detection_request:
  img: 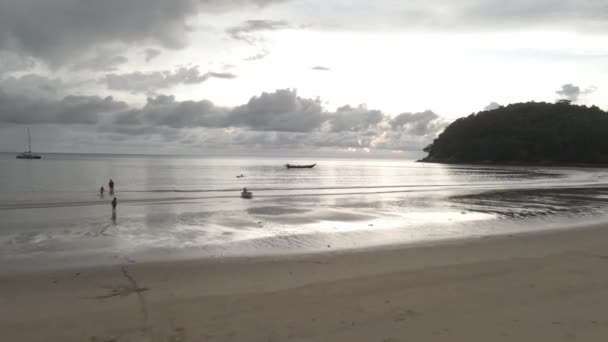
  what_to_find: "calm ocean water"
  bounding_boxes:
[1,153,608,272]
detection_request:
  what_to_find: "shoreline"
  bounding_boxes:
[417,158,608,169]
[3,222,608,341]
[2,216,600,276]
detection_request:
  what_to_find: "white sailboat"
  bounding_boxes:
[16,128,41,159]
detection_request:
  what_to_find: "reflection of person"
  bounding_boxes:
[108,179,115,194]
[100,186,105,196]
[111,197,117,214]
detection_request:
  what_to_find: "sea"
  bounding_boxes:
[1,153,608,272]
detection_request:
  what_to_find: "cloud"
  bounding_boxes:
[0,89,128,125]
[71,48,129,71]
[0,87,449,153]
[301,1,608,33]
[326,105,384,132]
[484,102,502,111]
[390,110,448,136]
[227,20,290,44]
[0,51,36,75]
[229,89,324,132]
[312,66,330,71]
[115,94,230,128]
[244,50,270,61]
[103,67,237,94]
[458,0,608,31]
[0,0,286,66]
[556,84,582,102]
[144,48,162,62]
[556,83,597,102]
[0,74,67,99]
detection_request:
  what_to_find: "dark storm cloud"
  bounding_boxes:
[144,48,162,62]
[227,20,290,44]
[555,83,597,102]
[312,66,330,71]
[103,67,237,94]
[229,89,324,132]
[0,0,287,66]
[0,89,128,124]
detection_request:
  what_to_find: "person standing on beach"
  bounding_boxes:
[108,179,115,194]
[111,197,117,214]
[100,186,105,196]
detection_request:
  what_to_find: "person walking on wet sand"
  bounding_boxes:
[108,179,115,194]
[99,186,105,196]
[111,197,117,214]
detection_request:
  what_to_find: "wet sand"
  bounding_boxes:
[2,225,608,341]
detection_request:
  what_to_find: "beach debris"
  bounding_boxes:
[94,284,149,299]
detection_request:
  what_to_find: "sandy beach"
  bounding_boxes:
[2,225,608,342]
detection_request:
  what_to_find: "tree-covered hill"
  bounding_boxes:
[421,101,608,164]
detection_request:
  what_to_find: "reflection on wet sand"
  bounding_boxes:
[450,187,608,219]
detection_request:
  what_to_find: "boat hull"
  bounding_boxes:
[16,155,41,159]
[285,163,316,169]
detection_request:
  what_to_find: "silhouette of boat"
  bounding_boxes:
[285,163,316,169]
[241,189,253,199]
[16,128,41,159]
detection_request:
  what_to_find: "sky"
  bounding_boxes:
[0,0,607,156]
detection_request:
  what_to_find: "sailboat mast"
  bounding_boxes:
[27,128,32,153]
